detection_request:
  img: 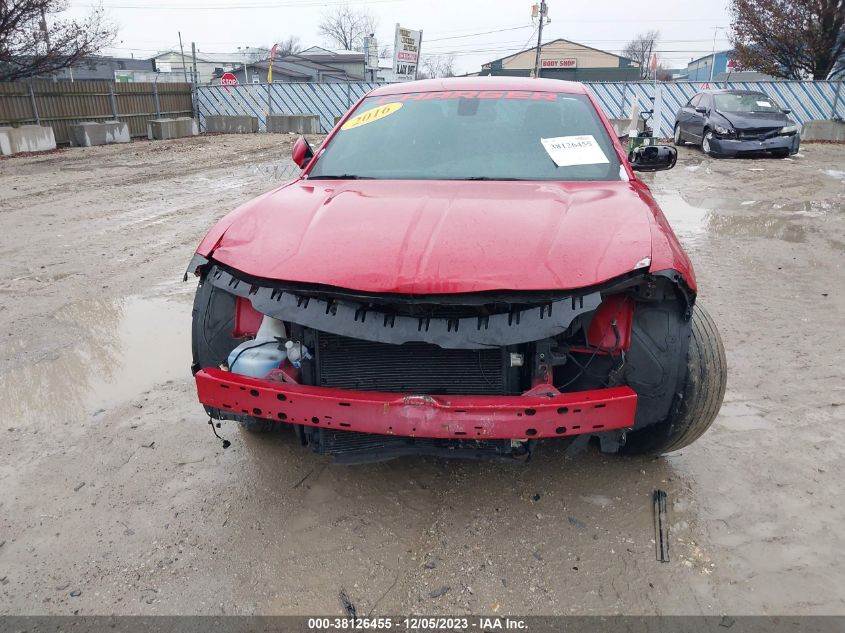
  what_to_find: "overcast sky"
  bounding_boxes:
[67,0,734,72]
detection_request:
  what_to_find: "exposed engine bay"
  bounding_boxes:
[190,257,694,463]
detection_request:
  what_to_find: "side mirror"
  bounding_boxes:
[291,136,314,169]
[629,145,677,172]
[695,106,708,114]
[782,108,791,114]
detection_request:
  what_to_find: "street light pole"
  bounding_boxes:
[708,27,718,82]
[708,26,727,83]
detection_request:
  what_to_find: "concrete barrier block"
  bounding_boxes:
[70,121,130,147]
[267,114,320,134]
[0,129,11,156]
[205,115,258,134]
[147,117,198,140]
[609,117,645,137]
[0,125,56,156]
[801,120,845,142]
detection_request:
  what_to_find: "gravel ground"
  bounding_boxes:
[0,135,843,615]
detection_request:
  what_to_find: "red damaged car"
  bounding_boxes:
[187,78,727,463]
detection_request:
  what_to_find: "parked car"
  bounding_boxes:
[674,89,800,157]
[187,77,726,464]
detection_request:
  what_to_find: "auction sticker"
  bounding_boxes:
[341,102,403,130]
[541,135,609,167]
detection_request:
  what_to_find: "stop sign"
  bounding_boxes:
[220,72,238,88]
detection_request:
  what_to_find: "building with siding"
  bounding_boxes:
[480,39,640,81]
[150,51,252,84]
[296,47,366,80]
[23,56,156,81]
[685,50,780,81]
[220,48,367,85]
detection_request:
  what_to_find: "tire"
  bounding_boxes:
[673,123,685,146]
[622,304,727,455]
[702,130,717,157]
[192,269,279,435]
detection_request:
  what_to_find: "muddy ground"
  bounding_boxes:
[0,135,843,616]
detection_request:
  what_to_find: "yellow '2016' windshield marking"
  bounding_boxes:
[340,102,403,130]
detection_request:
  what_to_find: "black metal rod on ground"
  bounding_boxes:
[654,489,669,563]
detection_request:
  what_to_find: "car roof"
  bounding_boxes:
[369,76,589,97]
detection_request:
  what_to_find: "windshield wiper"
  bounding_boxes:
[307,174,374,180]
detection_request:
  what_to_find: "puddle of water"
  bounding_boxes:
[0,296,191,431]
[654,192,814,244]
[652,192,710,241]
[707,214,807,243]
[821,169,845,181]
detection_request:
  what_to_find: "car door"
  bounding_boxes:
[688,94,710,142]
[679,94,700,139]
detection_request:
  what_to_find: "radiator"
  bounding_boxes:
[315,331,506,395]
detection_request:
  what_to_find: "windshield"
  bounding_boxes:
[308,91,621,181]
[714,93,781,113]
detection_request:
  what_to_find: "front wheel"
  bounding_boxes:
[622,304,727,454]
[702,130,717,157]
[673,123,685,146]
[192,268,280,435]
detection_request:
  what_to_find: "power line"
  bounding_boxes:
[75,0,406,8]
[425,25,533,43]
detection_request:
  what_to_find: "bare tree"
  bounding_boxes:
[419,55,456,79]
[241,37,299,63]
[655,64,674,82]
[241,46,270,62]
[730,0,845,79]
[275,35,301,57]
[0,0,116,81]
[317,4,377,51]
[623,30,660,79]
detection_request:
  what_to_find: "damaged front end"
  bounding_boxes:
[188,255,694,463]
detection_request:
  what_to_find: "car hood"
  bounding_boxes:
[199,179,660,294]
[716,110,790,129]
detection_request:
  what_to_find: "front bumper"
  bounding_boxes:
[195,368,637,440]
[709,133,799,156]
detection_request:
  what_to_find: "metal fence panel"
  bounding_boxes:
[196,82,382,132]
[583,80,845,138]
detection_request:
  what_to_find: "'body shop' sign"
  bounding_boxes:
[541,58,577,69]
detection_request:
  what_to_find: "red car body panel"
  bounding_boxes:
[192,78,697,447]
[196,367,637,440]
[201,180,663,294]
[196,77,695,294]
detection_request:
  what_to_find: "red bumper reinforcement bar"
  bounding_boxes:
[196,368,638,440]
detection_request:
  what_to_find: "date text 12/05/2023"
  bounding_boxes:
[306,617,528,630]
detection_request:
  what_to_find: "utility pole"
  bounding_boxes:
[178,32,189,83]
[532,1,548,79]
[191,42,199,85]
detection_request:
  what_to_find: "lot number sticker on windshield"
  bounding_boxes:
[541,135,609,167]
[341,103,403,130]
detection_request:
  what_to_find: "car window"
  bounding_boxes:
[687,95,701,108]
[308,91,622,182]
[714,92,781,113]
